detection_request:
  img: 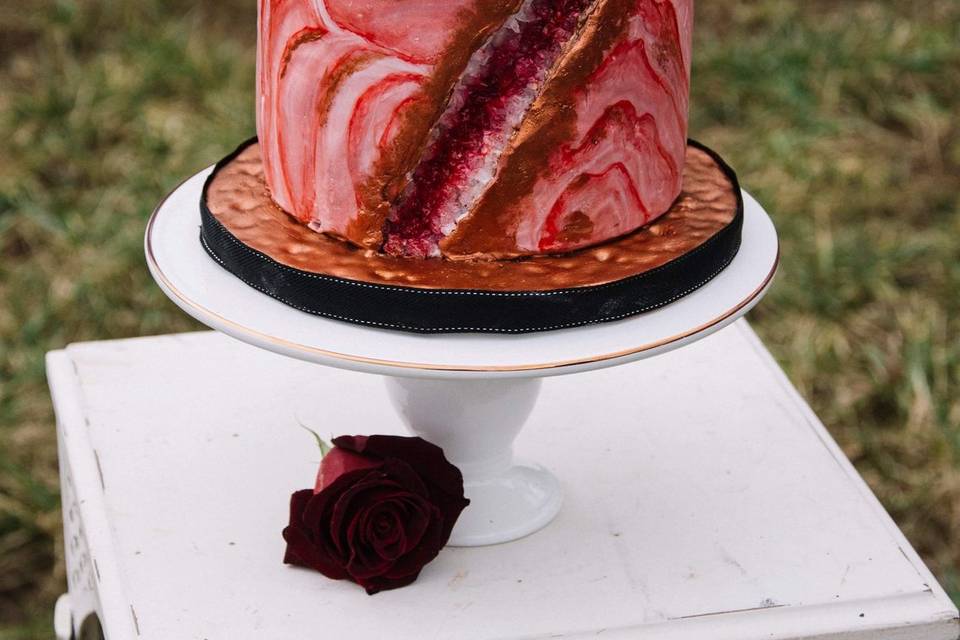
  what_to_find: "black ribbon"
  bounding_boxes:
[199,138,743,334]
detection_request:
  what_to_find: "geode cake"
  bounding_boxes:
[257,0,693,259]
[193,0,747,333]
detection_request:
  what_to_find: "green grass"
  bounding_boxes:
[1,0,958,633]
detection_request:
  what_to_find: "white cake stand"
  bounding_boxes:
[145,167,779,547]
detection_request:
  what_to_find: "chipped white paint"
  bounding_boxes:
[48,323,958,639]
[48,351,140,639]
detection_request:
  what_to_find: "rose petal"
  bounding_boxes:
[392,496,431,551]
[362,499,421,562]
[344,493,433,580]
[282,489,316,567]
[315,447,380,493]
[329,476,409,557]
[358,569,421,595]
[332,436,462,496]
[327,460,430,540]
[367,506,404,552]
[303,468,381,563]
[333,487,403,564]
[283,523,351,580]
[359,504,400,549]
[358,505,408,563]
[384,503,445,579]
[345,503,392,574]
[282,490,349,580]
[332,436,469,546]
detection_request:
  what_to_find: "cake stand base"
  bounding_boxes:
[384,377,561,546]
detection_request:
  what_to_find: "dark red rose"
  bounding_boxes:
[282,435,469,594]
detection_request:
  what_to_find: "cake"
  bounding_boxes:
[194,0,743,333]
[257,0,693,260]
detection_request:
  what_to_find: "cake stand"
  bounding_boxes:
[145,167,779,547]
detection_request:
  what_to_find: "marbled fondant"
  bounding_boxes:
[257,0,693,259]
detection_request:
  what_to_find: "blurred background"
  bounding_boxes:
[0,0,958,636]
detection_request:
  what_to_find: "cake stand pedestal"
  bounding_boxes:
[145,167,779,546]
[383,376,554,545]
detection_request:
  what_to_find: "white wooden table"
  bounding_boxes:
[47,321,959,640]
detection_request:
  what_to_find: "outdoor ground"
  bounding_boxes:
[1,1,958,636]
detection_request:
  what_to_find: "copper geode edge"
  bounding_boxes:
[198,138,743,334]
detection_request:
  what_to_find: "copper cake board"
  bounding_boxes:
[199,139,743,334]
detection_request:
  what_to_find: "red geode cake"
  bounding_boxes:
[257,0,693,259]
